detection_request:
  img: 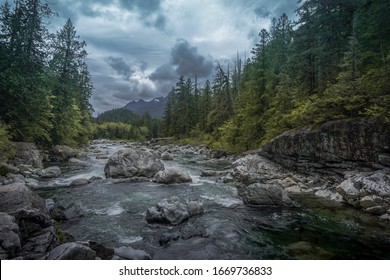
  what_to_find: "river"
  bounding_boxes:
[36,140,390,260]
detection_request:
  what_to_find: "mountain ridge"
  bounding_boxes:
[123,96,168,118]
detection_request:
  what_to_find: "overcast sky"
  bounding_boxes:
[13,0,300,114]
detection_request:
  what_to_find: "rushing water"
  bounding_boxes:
[36,141,390,260]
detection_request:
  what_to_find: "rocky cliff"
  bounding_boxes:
[260,118,390,175]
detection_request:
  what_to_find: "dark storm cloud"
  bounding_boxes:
[120,0,167,30]
[171,39,213,78]
[150,63,176,81]
[104,56,134,80]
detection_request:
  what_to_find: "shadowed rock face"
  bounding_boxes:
[104,148,164,178]
[0,183,59,259]
[260,118,390,174]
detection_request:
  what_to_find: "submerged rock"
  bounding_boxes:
[286,241,335,260]
[104,148,164,178]
[154,168,192,184]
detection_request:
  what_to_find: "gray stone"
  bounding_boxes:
[40,166,61,178]
[0,212,21,260]
[238,183,293,206]
[146,197,203,225]
[89,241,114,260]
[47,242,96,260]
[70,178,89,186]
[113,246,151,260]
[0,183,60,259]
[260,118,390,173]
[154,168,192,184]
[104,148,164,178]
[50,202,83,221]
[336,171,390,214]
[9,142,43,169]
[49,145,78,162]
[161,152,173,160]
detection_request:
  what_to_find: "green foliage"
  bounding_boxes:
[94,108,162,141]
[0,1,93,147]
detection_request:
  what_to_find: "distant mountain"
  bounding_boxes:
[123,96,168,118]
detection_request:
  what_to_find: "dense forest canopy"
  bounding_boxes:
[162,0,390,152]
[0,0,389,155]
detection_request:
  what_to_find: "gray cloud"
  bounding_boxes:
[104,56,134,80]
[150,63,176,81]
[120,0,167,30]
[171,39,213,78]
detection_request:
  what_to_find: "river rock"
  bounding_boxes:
[0,183,60,259]
[336,170,390,215]
[70,178,89,186]
[49,145,78,162]
[104,148,164,178]
[154,168,192,184]
[238,183,293,206]
[47,242,96,260]
[161,152,173,160]
[8,142,43,169]
[286,241,334,260]
[232,154,284,186]
[113,246,151,260]
[50,202,83,221]
[0,212,21,259]
[146,197,204,225]
[40,166,61,178]
[89,241,114,260]
[0,163,20,176]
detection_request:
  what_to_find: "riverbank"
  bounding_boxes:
[1,136,390,259]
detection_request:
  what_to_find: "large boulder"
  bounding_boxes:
[260,118,390,173]
[154,168,192,184]
[146,197,204,225]
[49,145,78,162]
[104,148,164,178]
[8,142,43,169]
[0,183,59,259]
[47,242,96,260]
[337,170,390,215]
[0,212,21,260]
[238,183,293,206]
